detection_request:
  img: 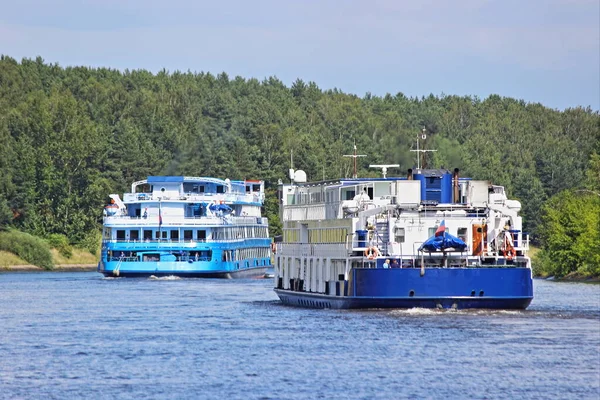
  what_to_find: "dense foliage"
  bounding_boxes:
[0,56,598,275]
[46,233,73,258]
[535,153,600,278]
[0,229,54,269]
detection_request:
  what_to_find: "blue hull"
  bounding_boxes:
[275,267,533,310]
[98,261,270,279]
[275,290,532,310]
[99,266,269,279]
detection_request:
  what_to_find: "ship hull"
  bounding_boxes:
[274,267,533,310]
[98,261,269,279]
[274,290,532,310]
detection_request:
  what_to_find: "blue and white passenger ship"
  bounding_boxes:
[273,138,533,309]
[98,176,272,278]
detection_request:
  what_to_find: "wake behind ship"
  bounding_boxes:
[98,176,271,278]
[273,134,534,309]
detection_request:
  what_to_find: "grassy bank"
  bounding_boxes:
[50,248,99,265]
[0,249,98,271]
[0,230,99,271]
[0,250,27,268]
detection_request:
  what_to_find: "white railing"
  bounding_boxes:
[277,242,349,258]
[283,205,326,221]
[122,192,263,204]
[102,238,266,245]
[103,215,268,226]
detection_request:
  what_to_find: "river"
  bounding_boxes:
[0,272,598,399]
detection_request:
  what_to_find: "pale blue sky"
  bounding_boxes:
[1,0,598,110]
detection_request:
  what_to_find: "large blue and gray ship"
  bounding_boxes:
[273,136,533,309]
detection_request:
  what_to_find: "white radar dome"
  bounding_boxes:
[294,170,307,183]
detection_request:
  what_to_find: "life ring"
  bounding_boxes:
[503,248,515,260]
[364,246,379,260]
[501,233,515,260]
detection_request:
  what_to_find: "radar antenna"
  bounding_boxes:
[343,140,366,178]
[369,164,400,178]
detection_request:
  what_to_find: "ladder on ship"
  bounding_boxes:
[375,221,390,256]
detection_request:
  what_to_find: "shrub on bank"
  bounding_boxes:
[77,230,101,256]
[0,230,54,270]
[46,234,73,258]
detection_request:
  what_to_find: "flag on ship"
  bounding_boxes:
[435,220,446,237]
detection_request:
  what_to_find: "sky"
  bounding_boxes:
[1,0,598,110]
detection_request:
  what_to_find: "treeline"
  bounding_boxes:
[0,56,598,276]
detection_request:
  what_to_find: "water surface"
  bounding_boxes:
[1,273,598,399]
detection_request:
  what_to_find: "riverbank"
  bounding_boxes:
[1,264,97,272]
[545,273,600,283]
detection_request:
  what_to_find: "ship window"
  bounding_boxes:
[103,227,112,239]
[130,230,139,241]
[161,231,168,239]
[246,186,251,192]
[430,226,448,237]
[345,190,355,200]
[143,254,160,262]
[170,230,179,240]
[253,184,261,192]
[199,185,205,193]
[143,230,153,240]
[394,227,405,243]
[116,230,126,240]
[184,230,193,240]
[184,183,199,193]
[197,230,206,241]
[457,228,468,242]
[216,185,224,194]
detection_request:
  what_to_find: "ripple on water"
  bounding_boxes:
[0,272,597,400]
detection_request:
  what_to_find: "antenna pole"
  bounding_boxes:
[343,140,366,178]
[416,135,420,169]
[410,127,436,170]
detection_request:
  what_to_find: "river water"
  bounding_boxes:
[0,272,598,400]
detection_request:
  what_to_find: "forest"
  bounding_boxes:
[0,55,598,277]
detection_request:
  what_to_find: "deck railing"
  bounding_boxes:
[122,192,263,204]
[276,243,350,258]
[102,238,270,245]
[103,215,268,226]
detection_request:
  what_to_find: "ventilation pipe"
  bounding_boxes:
[453,168,460,203]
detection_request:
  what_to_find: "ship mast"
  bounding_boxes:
[343,140,366,178]
[410,127,437,170]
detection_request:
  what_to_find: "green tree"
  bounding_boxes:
[536,190,600,277]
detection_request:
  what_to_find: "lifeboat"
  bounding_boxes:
[104,203,119,216]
